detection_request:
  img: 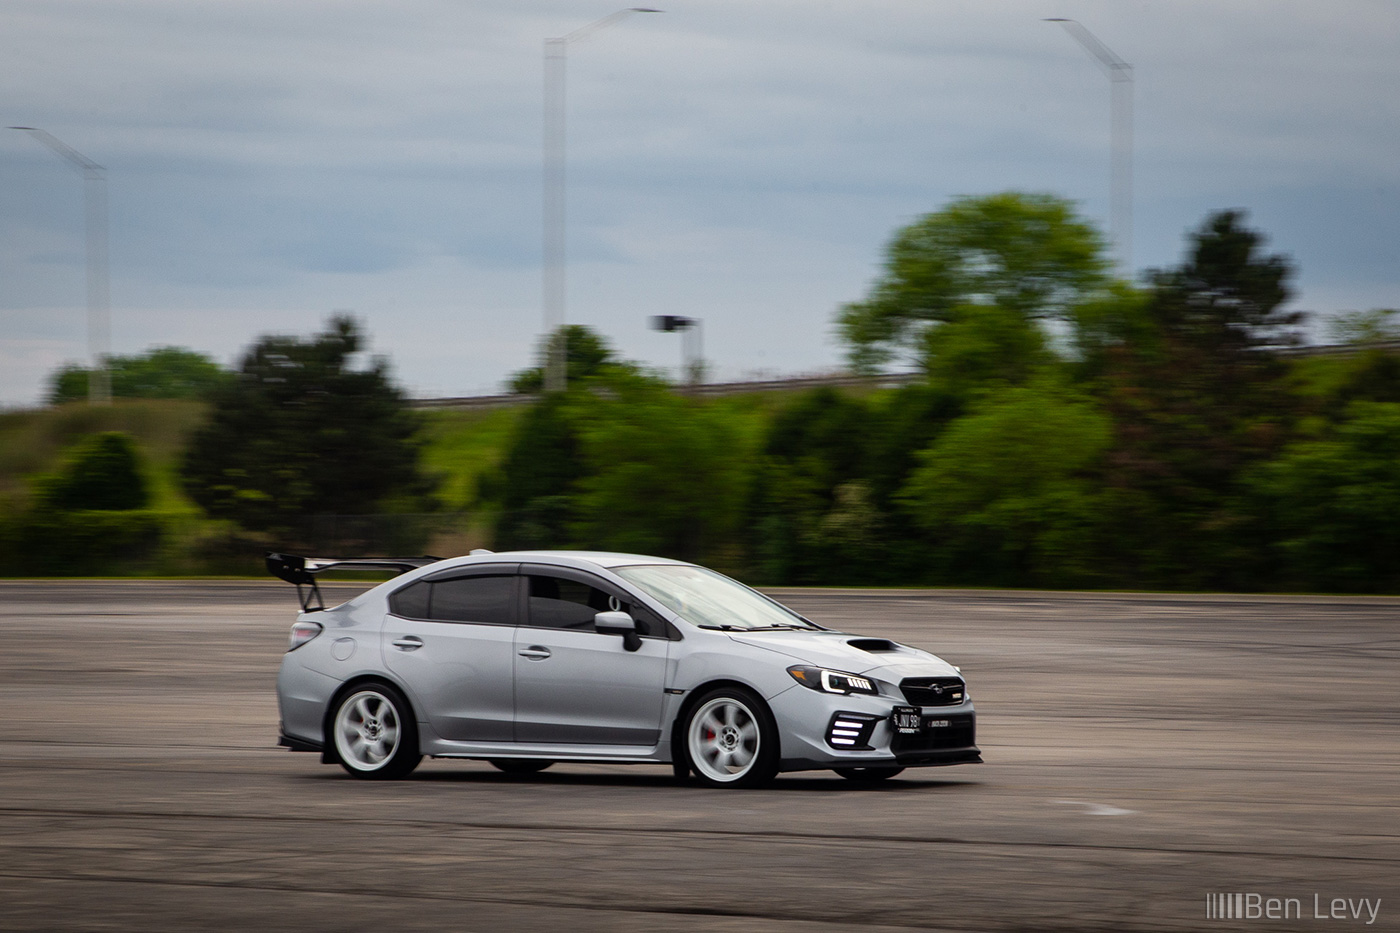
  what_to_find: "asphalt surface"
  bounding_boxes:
[0,581,1396,932]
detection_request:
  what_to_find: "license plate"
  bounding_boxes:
[892,706,923,733]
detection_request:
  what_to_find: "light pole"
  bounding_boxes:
[11,126,111,403]
[543,7,661,393]
[1044,19,1133,275]
[650,314,702,385]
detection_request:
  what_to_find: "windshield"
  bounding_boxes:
[614,564,819,631]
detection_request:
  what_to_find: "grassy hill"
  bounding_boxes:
[0,400,527,575]
[0,400,210,511]
[0,389,795,575]
[417,406,525,510]
[0,401,529,510]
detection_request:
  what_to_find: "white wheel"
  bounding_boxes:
[684,689,778,787]
[331,685,420,779]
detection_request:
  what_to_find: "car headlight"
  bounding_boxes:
[787,665,879,696]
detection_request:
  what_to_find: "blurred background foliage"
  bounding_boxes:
[5,192,1400,591]
[47,346,233,405]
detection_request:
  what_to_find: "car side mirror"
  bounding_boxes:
[594,610,641,652]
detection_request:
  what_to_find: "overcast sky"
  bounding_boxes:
[3,0,1398,406]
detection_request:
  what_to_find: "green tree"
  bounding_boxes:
[566,371,748,564]
[180,316,433,540]
[34,432,150,511]
[838,192,1109,372]
[1095,210,1301,587]
[483,394,585,549]
[508,325,619,394]
[744,388,882,583]
[922,303,1054,400]
[1067,281,1154,384]
[900,385,1111,586]
[1251,402,1400,592]
[48,347,231,405]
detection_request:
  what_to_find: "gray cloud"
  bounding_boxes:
[3,0,1399,405]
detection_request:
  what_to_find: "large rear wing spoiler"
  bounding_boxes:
[265,552,443,612]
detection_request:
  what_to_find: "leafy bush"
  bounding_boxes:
[33,432,150,511]
[0,509,166,576]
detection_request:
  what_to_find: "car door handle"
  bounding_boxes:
[392,636,424,651]
[518,646,551,661]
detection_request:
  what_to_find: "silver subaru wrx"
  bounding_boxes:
[273,550,981,788]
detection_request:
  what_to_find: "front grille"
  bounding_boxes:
[826,712,881,750]
[899,676,966,707]
[889,713,975,754]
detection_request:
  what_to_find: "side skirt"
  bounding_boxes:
[278,733,323,753]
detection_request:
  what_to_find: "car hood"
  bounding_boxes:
[727,630,960,680]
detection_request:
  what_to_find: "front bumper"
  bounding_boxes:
[769,685,981,773]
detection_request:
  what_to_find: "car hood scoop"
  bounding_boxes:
[846,638,900,653]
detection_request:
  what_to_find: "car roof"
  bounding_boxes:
[435,550,692,572]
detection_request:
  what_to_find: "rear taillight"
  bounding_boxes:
[287,620,323,652]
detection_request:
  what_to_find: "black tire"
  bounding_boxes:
[682,686,780,789]
[328,682,421,780]
[489,759,553,774]
[833,766,905,782]
[670,715,692,783]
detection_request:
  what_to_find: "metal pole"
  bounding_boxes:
[543,38,567,393]
[542,9,661,393]
[1044,20,1133,275]
[86,166,111,403]
[11,126,112,403]
[1112,69,1132,276]
[685,318,703,385]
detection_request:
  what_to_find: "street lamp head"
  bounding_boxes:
[555,8,662,46]
[8,126,39,131]
[1045,17,1130,73]
[650,315,696,333]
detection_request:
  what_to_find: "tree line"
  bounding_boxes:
[7,190,1400,590]
[485,193,1400,591]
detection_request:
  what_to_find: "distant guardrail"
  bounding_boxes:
[408,371,922,410]
[1273,339,1400,358]
[408,341,1394,410]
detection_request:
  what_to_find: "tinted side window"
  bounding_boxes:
[389,580,430,619]
[430,575,515,625]
[528,575,608,630]
[526,573,666,636]
[627,602,668,639]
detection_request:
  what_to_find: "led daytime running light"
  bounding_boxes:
[787,665,878,696]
